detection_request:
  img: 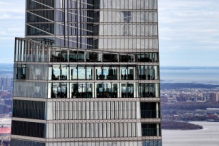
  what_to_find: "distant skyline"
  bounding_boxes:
[0,0,219,66]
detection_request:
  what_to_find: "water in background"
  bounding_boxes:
[160,67,219,85]
[162,122,219,146]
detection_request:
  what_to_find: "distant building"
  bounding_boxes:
[0,127,10,146]
[209,93,219,102]
[176,96,188,102]
[207,108,219,111]
[0,76,12,90]
[0,99,4,105]
[189,96,197,102]
[161,96,168,103]
[0,127,10,136]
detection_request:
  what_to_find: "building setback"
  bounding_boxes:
[11,0,162,146]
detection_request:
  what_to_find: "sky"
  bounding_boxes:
[0,0,219,66]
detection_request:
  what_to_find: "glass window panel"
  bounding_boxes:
[27,11,54,22]
[61,65,69,80]
[96,66,117,80]
[140,102,157,118]
[142,124,157,136]
[120,66,134,80]
[70,66,77,80]
[78,51,85,62]
[78,66,86,79]
[26,25,53,36]
[13,82,47,98]
[69,51,77,62]
[121,84,134,98]
[86,66,93,80]
[51,50,61,62]
[11,139,45,146]
[71,83,92,98]
[138,83,159,98]
[15,65,26,79]
[103,54,118,62]
[86,52,101,62]
[61,51,68,62]
[138,66,158,80]
[13,100,46,120]
[119,54,134,62]
[27,64,48,80]
[136,53,158,62]
[51,83,67,98]
[96,83,118,98]
[52,65,60,80]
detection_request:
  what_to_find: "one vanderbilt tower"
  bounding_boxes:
[11,0,162,145]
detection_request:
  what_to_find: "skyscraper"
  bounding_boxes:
[11,0,162,146]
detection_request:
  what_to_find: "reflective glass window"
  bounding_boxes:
[13,82,47,98]
[52,65,60,80]
[78,51,85,62]
[27,10,54,22]
[138,66,159,80]
[119,54,134,62]
[103,54,118,62]
[70,66,90,80]
[123,11,132,22]
[61,51,68,62]
[139,83,158,98]
[86,52,102,62]
[12,121,46,138]
[26,64,48,80]
[121,84,134,98]
[11,139,45,146]
[86,67,93,80]
[13,100,46,120]
[51,83,67,98]
[120,66,134,80]
[32,37,55,46]
[69,51,77,62]
[70,66,77,80]
[96,66,117,80]
[27,0,54,9]
[14,64,26,80]
[140,102,157,118]
[60,65,68,80]
[141,124,158,136]
[69,51,84,62]
[71,83,93,98]
[96,83,118,98]
[78,66,86,79]
[136,53,158,62]
[26,25,52,36]
[51,50,61,62]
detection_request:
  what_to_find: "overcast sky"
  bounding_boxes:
[0,0,219,66]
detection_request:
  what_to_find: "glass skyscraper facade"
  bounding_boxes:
[11,0,162,146]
